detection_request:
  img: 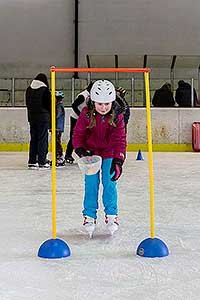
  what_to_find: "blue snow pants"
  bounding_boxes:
[82,158,118,219]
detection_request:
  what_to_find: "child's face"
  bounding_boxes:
[94,102,112,115]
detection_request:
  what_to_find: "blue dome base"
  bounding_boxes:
[38,238,71,259]
[136,237,169,258]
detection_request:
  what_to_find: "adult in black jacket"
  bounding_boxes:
[175,80,197,107]
[152,83,175,107]
[26,73,51,168]
[115,87,130,132]
[65,81,93,163]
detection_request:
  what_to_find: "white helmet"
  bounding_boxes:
[90,80,116,103]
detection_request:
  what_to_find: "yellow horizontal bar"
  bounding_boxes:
[0,144,29,151]
[126,144,193,152]
[0,143,193,152]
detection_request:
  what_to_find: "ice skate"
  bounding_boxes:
[38,162,51,169]
[65,156,74,164]
[45,159,51,165]
[105,215,119,236]
[56,157,66,168]
[83,216,96,238]
[28,162,39,169]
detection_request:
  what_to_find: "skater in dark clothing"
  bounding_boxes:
[26,73,51,169]
[55,91,65,167]
[65,81,94,164]
[115,87,130,132]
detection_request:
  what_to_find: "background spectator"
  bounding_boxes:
[55,91,65,167]
[26,73,51,169]
[65,81,93,164]
[152,82,175,107]
[175,80,197,107]
[115,87,130,132]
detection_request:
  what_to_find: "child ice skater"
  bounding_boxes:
[55,91,65,167]
[73,80,126,236]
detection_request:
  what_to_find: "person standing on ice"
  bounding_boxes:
[64,81,94,164]
[73,80,126,237]
[55,91,65,167]
[26,73,51,169]
[115,86,130,133]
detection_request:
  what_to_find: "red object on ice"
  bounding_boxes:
[192,122,200,152]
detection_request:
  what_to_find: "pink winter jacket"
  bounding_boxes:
[72,107,126,161]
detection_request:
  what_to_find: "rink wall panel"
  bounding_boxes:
[0,108,199,151]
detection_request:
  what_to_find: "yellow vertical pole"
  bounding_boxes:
[144,72,155,239]
[51,68,57,239]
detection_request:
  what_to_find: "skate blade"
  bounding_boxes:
[83,224,96,238]
[56,165,66,168]
[28,166,39,170]
[89,233,93,239]
[106,224,119,236]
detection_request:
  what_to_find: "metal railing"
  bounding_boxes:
[0,76,198,107]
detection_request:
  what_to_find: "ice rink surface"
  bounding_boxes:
[0,151,200,300]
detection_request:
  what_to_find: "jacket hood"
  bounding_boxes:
[178,81,191,89]
[161,83,172,91]
[30,80,47,89]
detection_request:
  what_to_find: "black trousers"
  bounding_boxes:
[65,116,77,158]
[28,121,49,165]
[56,131,63,158]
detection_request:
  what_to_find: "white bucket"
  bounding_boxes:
[77,155,102,175]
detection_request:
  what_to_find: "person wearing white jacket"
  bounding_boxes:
[65,81,93,163]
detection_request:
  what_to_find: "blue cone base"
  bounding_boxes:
[136,150,144,160]
[38,238,71,259]
[136,237,169,258]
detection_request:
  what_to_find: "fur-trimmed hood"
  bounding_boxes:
[30,80,47,89]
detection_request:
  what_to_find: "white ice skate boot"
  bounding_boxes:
[83,216,96,238]
[105,215,119,235]
[56,157,66,168]
[28,162,39,169]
